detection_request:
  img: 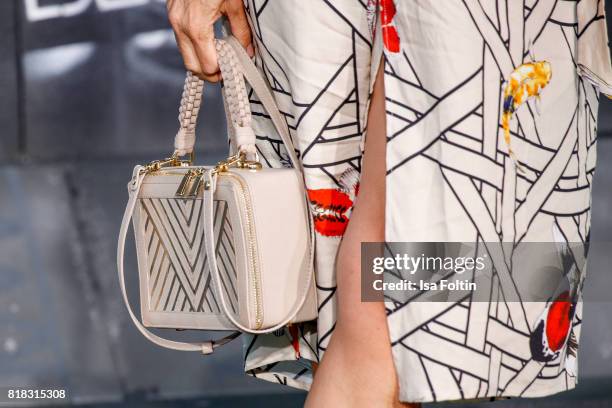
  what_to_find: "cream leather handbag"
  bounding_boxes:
[117,36,317,354]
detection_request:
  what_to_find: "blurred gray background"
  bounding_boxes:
[0,1,611,407]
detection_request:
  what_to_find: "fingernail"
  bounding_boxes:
[247,43,255,57]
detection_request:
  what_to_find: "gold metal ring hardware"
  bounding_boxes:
[213,151,262,174]
[237,161,262,170]
[144,151,194,174]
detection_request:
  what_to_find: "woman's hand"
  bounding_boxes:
[166,0,253,82]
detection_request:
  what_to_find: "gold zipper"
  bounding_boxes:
[148,167,206,177]
[145,150,264,328]
[220,171,263,329]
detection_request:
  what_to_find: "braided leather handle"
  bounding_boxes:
[173,38,257,156]
[174,72,204,155]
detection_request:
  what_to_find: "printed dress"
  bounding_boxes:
[238,0,612,403]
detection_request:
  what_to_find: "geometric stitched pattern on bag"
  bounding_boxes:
[139,198,238,314]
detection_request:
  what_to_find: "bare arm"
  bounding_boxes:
[166,0,253,82]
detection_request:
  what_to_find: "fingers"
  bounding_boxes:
[172,29,202,73]
[167,0,200,72]
[187,23,222,82]
[166,0,253,82]
[175,31,222,82]
[167,0,223,82]
[224,0,254,57]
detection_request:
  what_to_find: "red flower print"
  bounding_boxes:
[530,290,576,362]
[380,0,400,53]
[308,168,360,237]
[288,324,301,359]
[545,291,572,352]
[308,189,353,237]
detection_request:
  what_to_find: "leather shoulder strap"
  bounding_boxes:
[202,169,315,334]
[174,36,302,172]
[117,168,240,353]
[222,37,301,170]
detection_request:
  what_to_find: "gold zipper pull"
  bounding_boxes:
[238,160,262,171]
[176,169,196,197]
[185,169,204,197]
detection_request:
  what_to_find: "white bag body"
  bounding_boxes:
[133,166,317,331]
[117,36,317,354]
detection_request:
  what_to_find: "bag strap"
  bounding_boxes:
[117,166,240,354]
[202,169,315,334]
[222,36,302,170]
[174,37,302,173]
[174,72,204,156]
[200,37,315,334]
[215,38,257,157]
